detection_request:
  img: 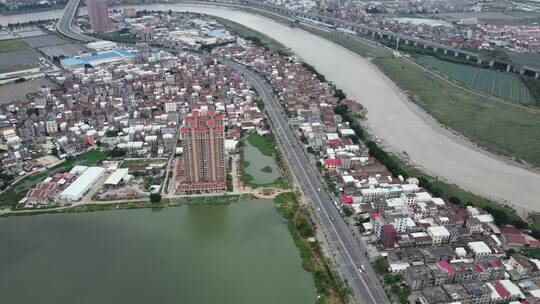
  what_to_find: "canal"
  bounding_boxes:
[0,199,316,304]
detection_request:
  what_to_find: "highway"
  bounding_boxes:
[224,59,389,304]
[56,0,96,42]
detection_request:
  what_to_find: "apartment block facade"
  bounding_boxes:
[177,111,226,193]
[86,0,112,32]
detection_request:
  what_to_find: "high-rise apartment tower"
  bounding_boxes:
[177,111,226,193]
[86,0,112,32]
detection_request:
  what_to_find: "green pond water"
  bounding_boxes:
[243,141,281,184]
[0,199,316,304]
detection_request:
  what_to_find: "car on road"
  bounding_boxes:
[330,216,335,222]
[358,268,363,274]
[317,187,320,192]
[361,264,365,271]
[317,207,321,211]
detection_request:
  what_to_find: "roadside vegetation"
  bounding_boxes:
[274,192,350,304]
[0,150,107,208]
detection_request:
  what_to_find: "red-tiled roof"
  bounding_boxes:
[437,261,456,275]
[492,281,509,298]
[324,158,341,165]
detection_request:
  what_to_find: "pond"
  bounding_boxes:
[243,140,281,185]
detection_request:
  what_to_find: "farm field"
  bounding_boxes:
[417,55,537,104]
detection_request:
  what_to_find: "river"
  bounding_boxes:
[0,199,316,304]
[3,3,540,212]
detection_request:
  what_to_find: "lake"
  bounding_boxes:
[0,199,316,304]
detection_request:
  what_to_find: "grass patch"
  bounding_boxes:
[261,165,273,173]
[246,133,274,156]
[92,29,138,44]
[274,192,349,303]
[0,39,29,53]
[120,158,166,170]
[0,150,107,208]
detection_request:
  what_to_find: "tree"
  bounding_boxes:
[105,130,119,137]
[334,103,349,116]
[399,287,411,304]
[384,274,398,284]
[306,146,315,154]
[334,88,347,100]
[108,148,126,158]
[373,257,387,273]
[342,205,354,217]
[150,193,161,203]
[449,196,461,205]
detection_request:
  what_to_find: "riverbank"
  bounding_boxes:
[235,5,540,168]
[274,192,349,304]
[0,193,252,217]
[214,16,536,230]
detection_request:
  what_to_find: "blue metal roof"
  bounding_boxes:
[62,48,135,67]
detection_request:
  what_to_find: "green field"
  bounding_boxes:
[0,39,29,53]
[417,55,537,104]
[119,158,166,170]
[92,29,138,44]
[246,133,274,156]
[0,151,107,208]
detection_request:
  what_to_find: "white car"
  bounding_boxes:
[317,188,320,192]
[317,207,321,212]
[358,268,363,274]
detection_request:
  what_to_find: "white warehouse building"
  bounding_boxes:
[60,167,106,201]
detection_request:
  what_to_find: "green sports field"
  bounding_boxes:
[417,55,537,104]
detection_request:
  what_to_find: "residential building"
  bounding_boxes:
[177,111,226,193]
[86,0,112,32]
